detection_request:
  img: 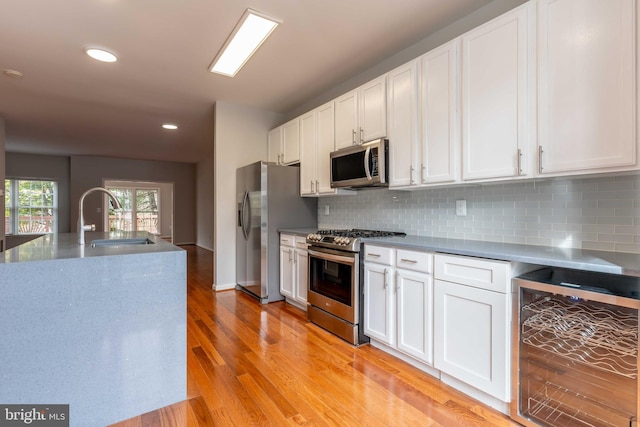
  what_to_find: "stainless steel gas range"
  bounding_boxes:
[306,229,405,345]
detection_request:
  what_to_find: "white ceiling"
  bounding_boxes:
[0,0,493,163]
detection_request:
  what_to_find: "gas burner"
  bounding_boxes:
[307,229,405,252]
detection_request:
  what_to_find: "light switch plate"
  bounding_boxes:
[455,200,467,216]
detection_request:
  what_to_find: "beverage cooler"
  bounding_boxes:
[512,268,640,427]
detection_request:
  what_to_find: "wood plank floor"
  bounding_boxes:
[109,245,520,427]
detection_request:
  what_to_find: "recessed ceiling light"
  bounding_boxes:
[209,9,280,77]
[3,69,24,78]
[162,124,178,130]
[85,48,118,63]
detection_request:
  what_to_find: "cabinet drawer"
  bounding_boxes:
[434,254,509,293]
[294,236,308,249]
[280,234,295,247]
[364,245,394,265]
[396,249,432,273]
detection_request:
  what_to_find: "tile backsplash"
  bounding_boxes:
[317,174,640,254]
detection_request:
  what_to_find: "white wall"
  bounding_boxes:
[213,102,283,290]
[196,155,214,251]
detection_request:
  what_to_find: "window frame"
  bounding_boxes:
[5,178,58,235]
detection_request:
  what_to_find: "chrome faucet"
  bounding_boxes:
[78,187,123,245]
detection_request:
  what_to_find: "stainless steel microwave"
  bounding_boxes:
[330,139,389,188]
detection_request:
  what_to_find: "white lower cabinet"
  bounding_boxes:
[364,245,433,366]
[433,253,511,404]
[364,247,523,414]
[434,279,508,401]
[279,234,309,310]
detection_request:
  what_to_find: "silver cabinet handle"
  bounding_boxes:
[383,268,389,288]
[310,180,315,193]
[538,146,544,173]
[294,251,297,264]
[316,180,319,193]
[396,271,400,291]
[359,127,364,144]
[368,253,381,258]
[400,258,417,264]
[288,248,292,262]
[421,164,427,184]
[517,148,523,175]
[410,165,415,185]
[352,129,356,145]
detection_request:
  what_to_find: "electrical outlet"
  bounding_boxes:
[455,200,467,216]
[324,205,330,215]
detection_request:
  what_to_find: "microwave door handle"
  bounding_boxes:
[364,146,372,180]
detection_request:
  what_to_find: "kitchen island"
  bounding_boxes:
[0,232,186,427]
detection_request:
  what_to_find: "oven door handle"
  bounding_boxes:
[308,248,356,265]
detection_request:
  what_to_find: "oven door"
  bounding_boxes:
[307,247,359,324]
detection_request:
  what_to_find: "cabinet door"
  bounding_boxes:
[335,90,358,149]
[268,127,282,164]
[299,111,316,196]
[295,247,308,306]
[282,118,300,165]
[363,263,394,345]
[359,75,387,143]
[537,0,636,175]
[461,4,531,181]
[387,60,420,188]
[434,280,509,402]
[396,269,433,365]
[316,101,336,194]
[279,246,294,299]
[421,40,460,185]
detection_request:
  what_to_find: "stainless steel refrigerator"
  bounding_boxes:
[236,161,317,303]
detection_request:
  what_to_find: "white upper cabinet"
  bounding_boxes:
[335,75,387,149]
[360,75,387,143]
[387,59,420,188]
[281,118,300,165]
[268,118,300,165]
[537,0,637,175]
[300,102,355,197]
[461,3,532,181]
[299,111,317,196]
[421,40,460,185]
[267,126,282,164]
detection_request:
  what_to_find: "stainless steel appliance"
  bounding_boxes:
[330,138,389,188]
[306,229,405,345]
[236,161,317,303]
[512,267,640,427]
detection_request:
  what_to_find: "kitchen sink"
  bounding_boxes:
[90,238,155,248]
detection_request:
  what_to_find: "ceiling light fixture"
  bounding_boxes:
[162,124,178,130]
[209,8,281,77]
[85,48,118,63]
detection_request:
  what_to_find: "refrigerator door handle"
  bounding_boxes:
[241,191,250,240]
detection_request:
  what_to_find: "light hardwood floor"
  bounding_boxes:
[109,245,520,426]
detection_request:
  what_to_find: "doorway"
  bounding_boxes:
[103,180,174,243]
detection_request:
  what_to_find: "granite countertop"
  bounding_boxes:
[1,231,183,264]
[279,228,639,277]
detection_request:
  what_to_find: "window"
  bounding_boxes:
[5,179,58,235]
[106,187,160,235]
